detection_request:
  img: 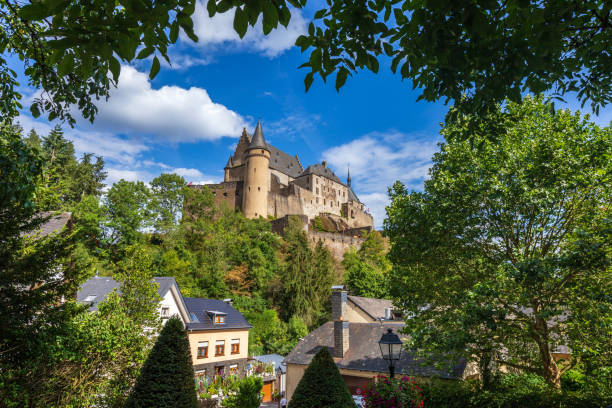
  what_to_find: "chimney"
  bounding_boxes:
[331,286,349,358]
[223,298,233,306]
[322,161,327,168]
[384,307,393,320]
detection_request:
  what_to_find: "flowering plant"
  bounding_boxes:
[363,375,424,408]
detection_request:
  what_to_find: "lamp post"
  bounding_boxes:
[378,328,403,378]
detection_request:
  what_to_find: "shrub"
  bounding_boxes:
[364,375,424,408]
[289,347,354,408]
[125,316,197,408]
[222,376,263,408]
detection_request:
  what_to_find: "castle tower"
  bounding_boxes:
[347,167,351,187]
[224,155,233,182]
[242,120,270,218]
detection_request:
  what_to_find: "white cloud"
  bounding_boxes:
[71,65,246,143]
[190,2,307,57]
[322,131,441,228]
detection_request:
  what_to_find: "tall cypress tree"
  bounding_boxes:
[289,347,354,408]
[126,316,197,408]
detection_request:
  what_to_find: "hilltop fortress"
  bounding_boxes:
[194,121,373,255]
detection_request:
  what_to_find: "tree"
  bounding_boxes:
[342,231,391,299]
[149,173,186,235]
[384,96,611,389]
[125,316,197,408]
[103,179,150,250]
[0,122,87,406]
[288,347,354,408]
[292,0,612,114]
[222,376,263,408]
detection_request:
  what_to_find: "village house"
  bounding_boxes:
[283,288,468,401]
[77,277,252,384]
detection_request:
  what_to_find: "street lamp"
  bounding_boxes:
[378,328,403,378]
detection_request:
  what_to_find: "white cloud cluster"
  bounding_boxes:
[73,66,246,143]
[190,2,308,57]
[322,131,441,228]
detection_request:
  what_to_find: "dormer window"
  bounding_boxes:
[208,311,227,324]
[215,315,225,324]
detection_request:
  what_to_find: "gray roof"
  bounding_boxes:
[284,322,466,379]
[23,212,72,238]
[77,276,179,311]
[248,120,269,151]
[299,163,343,184]
[267,143,303,178]
[347,187,360,203]
[253,354,287,373]
[348,295,399,321]
[184,298,252,331]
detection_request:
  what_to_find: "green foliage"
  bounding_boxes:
[126,316,197,408]
[104,179,150,249]
[293,0,612,114]
[384,96,612,388]
[288,347,354,408]
[222,376,263,408]
[419,374,612,408]
[343,231,390,298]
[149,173,186,235]
[363,375,424,408]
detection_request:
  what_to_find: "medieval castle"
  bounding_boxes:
[196,121,374,243]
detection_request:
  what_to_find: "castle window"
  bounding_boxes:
[254,167,256,173]
[248,187,251,191]
[258,187,260,191]
[223,192,228,197]
[324,199,326,205]
[316,188,319,194]
[316,197,319,204]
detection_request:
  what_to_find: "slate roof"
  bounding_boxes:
[23,212,72,238]
[267,143,303,178]
[253,353,287,373]
[348,295,399,321]
[184,297,252,331]
[299,163,343,184]
[284,322,466,379]
[77,276,179,311]
[347,187,360,203]
[249,120,269,151]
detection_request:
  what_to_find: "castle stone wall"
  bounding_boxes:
[307,230,364,261]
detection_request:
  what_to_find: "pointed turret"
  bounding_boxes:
[347,167,351,187]
[225,155,233,168]
[248,120,269,151]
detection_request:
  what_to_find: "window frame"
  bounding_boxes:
[197,342,209,359]
[231,339,240,354]
[215,340,225,356]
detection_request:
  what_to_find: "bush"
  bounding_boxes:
[125,316,197,408]
[289,347,354,408]
[364,375,424,408]
[222,376,263,408]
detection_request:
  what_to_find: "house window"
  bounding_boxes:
[197,341,208,359]
[231,339,240,354]
[216,365,225,376]
[215,340,225,356]
[161,307,169,318]
[229,364,238,375]
[215,315,225,324]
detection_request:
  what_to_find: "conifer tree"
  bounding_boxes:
[125,316,197,408]
[289,347,354,408]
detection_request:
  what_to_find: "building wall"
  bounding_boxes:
[270,168,292,187]
[310,174,348,217]
[188,328,249,366]
[344,301,377,323]
[159,288,186,325]
[342,201,374,229]
[207,182,242,212]
[307,230,364,261]
[286,363,385,401]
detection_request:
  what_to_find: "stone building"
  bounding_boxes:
[195,120,374,230]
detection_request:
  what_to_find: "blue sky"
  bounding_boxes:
[14,3,612,228]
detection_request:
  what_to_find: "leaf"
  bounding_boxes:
[170,21,180,43]
[295,35,310,52]
[19,3,50,20]
[207,0,217,17]
[304,72,314,92]
[335,67,349,91]
[233,7,248,38]
[30,103,41,118]
[57,53,74,77]
[262,2,279,35]
[136,47,154,60]
[109,56,121,82]
[149,56,160,80]
[314,9,326,19]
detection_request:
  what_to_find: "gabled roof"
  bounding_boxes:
[184,297,252,331]
[22,212,72,238]
[77,276,182,312]
[267,144,303,178]
[253,353,286,373]
[248,120,269,151]
[347,187,360,203]
[284,322,466,379]
[299,163,343,184]
[348,295,398,321]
